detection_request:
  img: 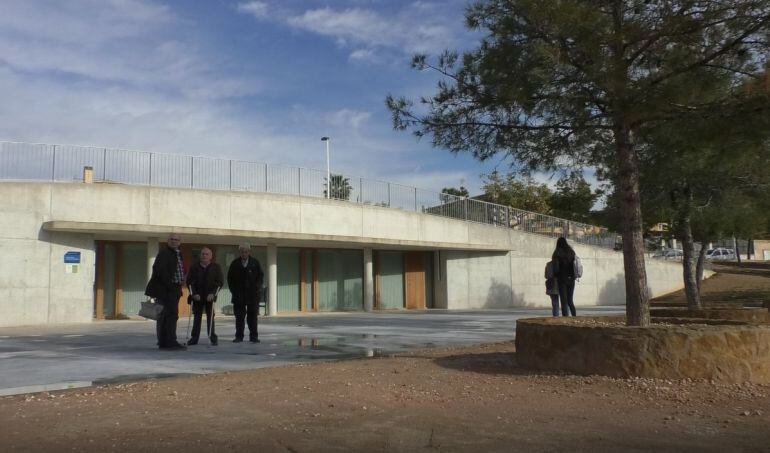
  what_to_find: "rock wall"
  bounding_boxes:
[651,308,770,324]
[515,317,770,383]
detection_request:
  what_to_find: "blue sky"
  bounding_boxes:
[0,0,512,194]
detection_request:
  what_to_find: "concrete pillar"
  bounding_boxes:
[147,237,159,281]
[363,248,374,312]
[267,243,277,316]
[671,238,677,249]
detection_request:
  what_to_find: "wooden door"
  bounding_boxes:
[404,251,426,310]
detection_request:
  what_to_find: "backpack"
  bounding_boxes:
[573,256,583,279]
[544,261,555,280]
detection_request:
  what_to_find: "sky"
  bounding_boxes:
[0,0,511,195]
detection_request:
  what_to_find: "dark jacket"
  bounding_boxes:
[544,261,559,295]
[227,256,264,305]
[145,246,182,300]
[552,250,576,281]
[186,262,224,299]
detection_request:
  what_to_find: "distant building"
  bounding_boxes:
[0,141,685,327]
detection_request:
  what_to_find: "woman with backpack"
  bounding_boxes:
[552,237,579,316]
[544,260,560,316]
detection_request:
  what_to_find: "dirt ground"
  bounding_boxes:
[2,264,769,452]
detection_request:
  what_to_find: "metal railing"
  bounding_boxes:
[0,140,619,249]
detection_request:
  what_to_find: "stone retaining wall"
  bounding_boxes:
[651,308,770,324]
[515,317,770,383]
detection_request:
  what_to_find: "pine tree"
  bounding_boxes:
[387,0,770,326]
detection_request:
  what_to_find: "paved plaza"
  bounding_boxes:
[0,308,624,395]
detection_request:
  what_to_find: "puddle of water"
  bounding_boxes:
[94,373,197,385]
[294,334,380,349]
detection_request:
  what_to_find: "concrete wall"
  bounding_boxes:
[36,182,506,249]
[441,230,686,310]
[0,184,95,326]
[0,182,687,325]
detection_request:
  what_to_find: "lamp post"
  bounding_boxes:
[321,136,330,199]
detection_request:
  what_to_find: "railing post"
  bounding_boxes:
[229,160,232,190]
[51,144,56,181]
[298,167,302,195]
[264,164,268,192]
[190,157,194,188]
[359,177,363,203]
[387,183,391,207]
[149,153,153,186]
[414,187,417,212]
[505,206,510,228]
[102,148,107,181]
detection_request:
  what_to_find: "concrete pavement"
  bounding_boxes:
[0,308,623,396]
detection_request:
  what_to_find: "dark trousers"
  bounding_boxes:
[233,302,258,340]
[191,299,217,341]
[557,278,576,316]
[549,294,560,317]
[156,290,180,347]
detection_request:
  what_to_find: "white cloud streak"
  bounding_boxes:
[0,0,260,100]
[285,5,463,57]
[237,1,269,19]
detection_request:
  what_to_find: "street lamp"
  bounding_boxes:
[321,136,330,199]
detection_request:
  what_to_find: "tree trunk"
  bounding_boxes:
[696,243,708,294]
[733,236,742,264]
[679,205,701,310]
[615,127,650,327]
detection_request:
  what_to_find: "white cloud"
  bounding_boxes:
[349,48,376,62]
[328,109,372,130]
[0,67,271,159]
[237,1,268,19]
[0,0,173,46]
[285,4,466,59]
[0,1,260,100]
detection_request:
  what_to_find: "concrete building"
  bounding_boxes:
[0,142,685,327]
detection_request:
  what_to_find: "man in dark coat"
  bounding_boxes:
[145,234,187,350]
[227,244,264,343]
[185,247,224,346]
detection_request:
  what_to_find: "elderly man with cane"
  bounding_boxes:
[185,247,224,346]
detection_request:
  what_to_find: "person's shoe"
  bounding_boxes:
[210,335,218,346]
[249,337,260,343]
[187,338,198,346]
[233,337,243,343]
[160,344,186,351]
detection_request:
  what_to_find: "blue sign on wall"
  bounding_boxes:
[64,251,81,264]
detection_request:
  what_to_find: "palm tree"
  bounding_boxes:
[324,173,352,200]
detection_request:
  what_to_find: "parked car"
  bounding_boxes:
[706,247,736,261]
[652,248,683,260]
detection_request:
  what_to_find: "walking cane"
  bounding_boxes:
[185,284,194,345]
[207,287,220,345]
